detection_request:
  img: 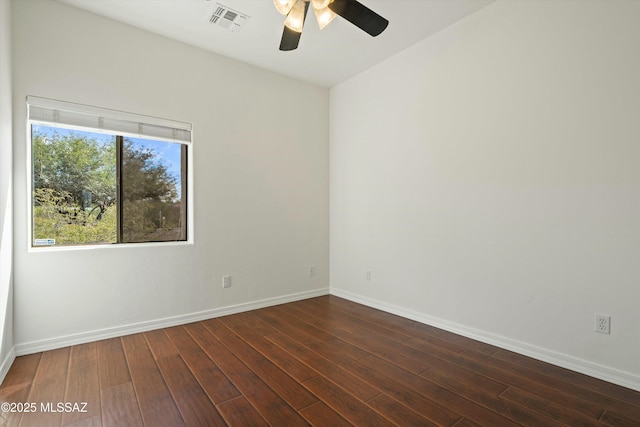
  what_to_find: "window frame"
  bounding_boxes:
[26,96,194,251]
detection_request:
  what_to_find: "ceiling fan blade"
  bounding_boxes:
[328,0,389,37]
[280,26,303,51]
[279,0,310,51]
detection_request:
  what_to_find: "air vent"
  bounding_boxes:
[209,3,249,33]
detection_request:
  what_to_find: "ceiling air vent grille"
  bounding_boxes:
[209,3,249,33]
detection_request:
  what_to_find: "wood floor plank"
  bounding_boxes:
[145,328,225,426]
[143,329,179,361]
[208,318,318,410]
[291,298,397,339]
[220,315,319,383]
[420,364,571,426]
[599,409,640,427]
[186,321,310,426]
[281,299,362,335]
[269,307,372,360]
[358,355,524,426]
[97,338,130,390]
[404,335,609,420]
[100,382,143,427]
[154,354,226,426]
[498,386,605,427]
[310,296,502,364]
[163,325,240,404]
[257,308,376,372]
[64,414,102,427]
[266,331,381,402]
[302,376,393,427]
[216,396,269,427]
[19,379,67,427]
[20,347,70,427]
[298,401,353,427]
[69,342,98,369]
[418,365,560,425]
[122,340,185,427]
[419,355,508,397]
[366,393,441,427]
[459,347,640,421]
[281,333,462,426]
[0,353,41,393]
[258,306,371,361]
[33,347,70,384]
[492,348,640,406]
[318,296,430,333]
[453,418,483,427]
[0,353,41,427]
[259,313,476,426]
[0,412,20,427]
[215,310,276,332]
[120,333,148,353]
[491,347,640,420]
[282,303,431,374]
[62,344,102,426]
[321,295,500,355]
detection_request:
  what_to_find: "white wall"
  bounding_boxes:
[12,0,329,349]
[330,0,640,389]
[0,0,15,380]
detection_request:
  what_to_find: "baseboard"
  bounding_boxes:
[15,287,330,356]
[330,287,640,393]
[0,346,16,385]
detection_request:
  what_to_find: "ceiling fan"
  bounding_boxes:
[273,0,389,51]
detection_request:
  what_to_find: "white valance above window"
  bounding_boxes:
[27,96,192,144]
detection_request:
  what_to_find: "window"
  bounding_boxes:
[28,96,191,247]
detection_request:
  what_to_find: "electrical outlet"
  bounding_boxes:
[365,271,372,281]
[594,314,610,334]
[222,275,231,288]
[309,265,316,277]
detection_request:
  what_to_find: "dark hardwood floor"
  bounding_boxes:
[1,295,639,426]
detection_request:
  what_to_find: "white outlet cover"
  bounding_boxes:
[594,314,610,334]
[222,276,231,288]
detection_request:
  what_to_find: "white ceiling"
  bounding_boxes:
[59,0,494,88]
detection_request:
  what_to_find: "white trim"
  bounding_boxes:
[15,288,329,356]
[330,287,640,393]
[27,96,192,134]
[27,240,194,253]
[0,346,16,386]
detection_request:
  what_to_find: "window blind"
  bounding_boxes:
[27,96,192,144]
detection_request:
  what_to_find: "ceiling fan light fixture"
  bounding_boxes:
[311,0,331,9]
[313,6,336,30]
[284,0,307,33]
[273,0,297,16]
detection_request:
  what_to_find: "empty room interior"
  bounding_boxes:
[1,0,639,425]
